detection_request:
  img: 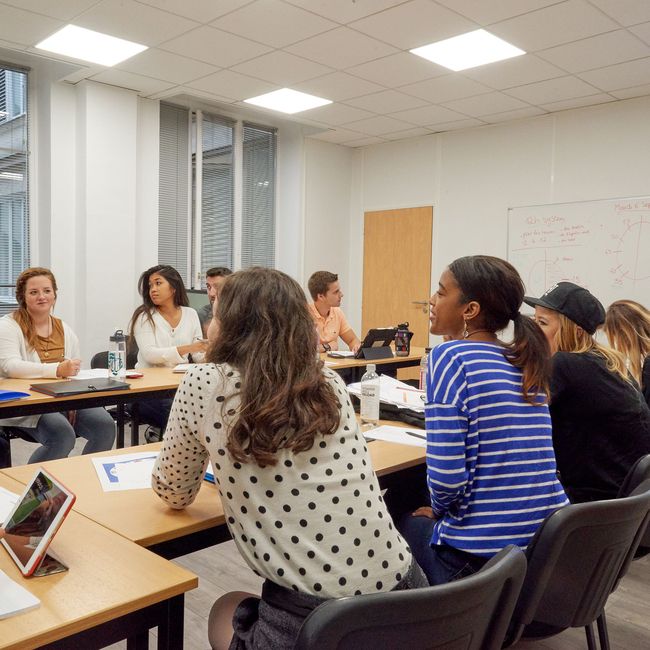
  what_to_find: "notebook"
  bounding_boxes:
[29,378,130,397]
[0,390,30,403]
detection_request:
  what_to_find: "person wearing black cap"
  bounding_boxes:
[525,282,650,503]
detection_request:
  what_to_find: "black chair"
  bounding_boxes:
[293,545,527,650]
[503,486,650,650]
[617,454,650,554]
[90,350,138,371]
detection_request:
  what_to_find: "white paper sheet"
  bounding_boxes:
[92,451,160,491]
[0,486,19,525]
[348,374,426,412]
[173,363,197,373]
[74,368,110,380]
[362,424,427,448]
[327,350,355,358]
[0,569,40,619]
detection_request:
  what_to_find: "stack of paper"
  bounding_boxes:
[362,424,426,448]
[347,375,425,412]
[173,363,197,373]
[0,570,40,619]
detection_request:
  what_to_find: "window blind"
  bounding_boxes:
[158,103,190,284]
[0,67,29,316]
[241,123,276,269]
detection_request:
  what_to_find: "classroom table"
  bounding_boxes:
[321,346,426,381]
[2,428,425,560]
[0,473,197,650]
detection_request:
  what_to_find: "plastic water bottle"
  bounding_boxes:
[419,347,431,391]
[108,329,127,380]
[360,363,380,426]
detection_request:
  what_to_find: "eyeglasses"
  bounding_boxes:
[322,343,331,352]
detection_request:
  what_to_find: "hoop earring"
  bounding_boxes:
[463,319,469,339]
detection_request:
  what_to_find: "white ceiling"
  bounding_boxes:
[1,0,650,146]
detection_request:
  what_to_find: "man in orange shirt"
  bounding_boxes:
[307,271,361,354]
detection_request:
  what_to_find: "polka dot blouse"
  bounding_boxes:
[152,363,412,598]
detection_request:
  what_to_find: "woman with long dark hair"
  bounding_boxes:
[152,267,426,649]
[400,256,567,585]
[128,264,206,434]
[527,283,650,502]
[0,267,115,461]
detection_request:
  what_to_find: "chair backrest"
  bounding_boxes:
[91,348,138,370]
[618,454,650,552]
[506,487,650,645]
[294,545,527,650]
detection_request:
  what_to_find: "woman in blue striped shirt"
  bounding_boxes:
[400,255,568,585]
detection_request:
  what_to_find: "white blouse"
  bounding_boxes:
[152,363,412,599]
[133,307,203,368]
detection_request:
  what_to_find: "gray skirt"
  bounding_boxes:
[228,559,427,649]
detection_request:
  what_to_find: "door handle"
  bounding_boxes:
[411,300,428,305]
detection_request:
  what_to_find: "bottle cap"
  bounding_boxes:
[109,329,125,342]
[367,363,376,372]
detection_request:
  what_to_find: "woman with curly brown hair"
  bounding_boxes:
[152,267,425,650]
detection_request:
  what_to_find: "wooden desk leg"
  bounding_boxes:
[116,402,126,449]
[131,402,140,447]
[126,630,149,650]
[157,594,185,650]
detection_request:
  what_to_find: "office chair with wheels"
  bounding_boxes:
[503,486,650,650]
[293,545,527,650]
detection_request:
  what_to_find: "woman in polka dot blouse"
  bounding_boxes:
[152,267,426,650]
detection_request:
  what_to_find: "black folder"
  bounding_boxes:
[30,378,130,397]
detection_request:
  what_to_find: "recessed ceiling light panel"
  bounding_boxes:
[410,29,525,71]
[244,88,332,114]
[36,25,148,66]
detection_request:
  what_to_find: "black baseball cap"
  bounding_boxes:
[523,282,605,335]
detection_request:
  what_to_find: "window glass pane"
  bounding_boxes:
[0,67,29,315]
[196,114,233,281]
[241,123,276,269]
[158,103,189,284]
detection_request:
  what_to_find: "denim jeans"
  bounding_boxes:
[136,397,173,432]
[398,512,487,585]
[14,407,116,463]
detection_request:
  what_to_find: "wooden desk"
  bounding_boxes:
[0,473,197,650]
[322,346,426,381]
[3,434,425,560]
[0,368,182,448]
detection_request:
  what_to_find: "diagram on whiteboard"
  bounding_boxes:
[508,197,650,309]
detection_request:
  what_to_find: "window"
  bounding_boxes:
[158,104,276,288]
[0,67,29,315]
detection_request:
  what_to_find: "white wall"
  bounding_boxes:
[317,96,650,336]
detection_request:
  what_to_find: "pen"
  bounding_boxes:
[404,430,426,440]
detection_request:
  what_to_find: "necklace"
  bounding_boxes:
[465,328,494,340]
[39,316,53,358]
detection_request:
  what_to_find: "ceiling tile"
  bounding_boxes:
[462,54,567,89]
[630,21,650,45]
[308,127,369,143]
[342,114,417,135]
[283,0,408,24]
[135,0,253,23]
[433,0,563,26]
[539,93,615,111]
[349,0,477,50]
[578,56,650,90]
[505,75,600,103]
[481,106,547,123]
[89,68,176,95]
[400,74,492,103]
[389,104,468,126]
[0,5,62,45]
[210,0,337,48]
[345,89,428,113]
[231,50,333,86]
[186,69,276,100]
[428,117,484,131]
[74,0,199,46]
[293,72,386,101]
[152,85,236,104]
[343,135,387,147]
[301,103,376,125]
[381,126,434,140]
[537,30,650,73]
[442,91,530,117]
[1,0,99,21]
[159,26,271,68]
[286,27,398,69]
[489,0,619,52]
[347,52,448,87]
[115,48,219,84]
[588,0,650,27]
[610,82,650,99]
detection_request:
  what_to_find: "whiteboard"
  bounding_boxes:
[508,197,650,310]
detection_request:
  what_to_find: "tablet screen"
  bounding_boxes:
[1,469,75,576]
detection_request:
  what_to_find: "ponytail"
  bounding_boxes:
[507,313,551,404]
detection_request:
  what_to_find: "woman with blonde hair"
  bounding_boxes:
[0,267,115,462]
[526,283,650,503]
[604,299,650,407]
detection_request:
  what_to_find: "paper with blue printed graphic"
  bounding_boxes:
[92,451,160,491]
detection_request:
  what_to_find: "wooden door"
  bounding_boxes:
[362,206,433,378]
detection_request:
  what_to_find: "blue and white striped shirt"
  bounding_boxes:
[425,341,568,557]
